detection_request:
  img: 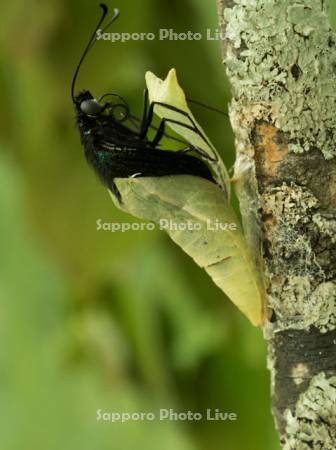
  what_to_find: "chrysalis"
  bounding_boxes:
[109,70,266,326]
[111,175,265,326]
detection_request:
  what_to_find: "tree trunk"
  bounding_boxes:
[217,0,336,448]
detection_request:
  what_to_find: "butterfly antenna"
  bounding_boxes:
[71,4,120,103]
[186,98,229,118]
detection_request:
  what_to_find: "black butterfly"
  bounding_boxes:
[72,4,218,202]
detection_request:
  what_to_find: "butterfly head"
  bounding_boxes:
[74,90,106,117]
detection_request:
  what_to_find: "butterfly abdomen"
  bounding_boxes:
[87,142,214,189]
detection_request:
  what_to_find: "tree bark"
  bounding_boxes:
[217,0,336,448]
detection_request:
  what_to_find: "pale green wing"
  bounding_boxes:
[145,69,230,197]
[111,176,265,326]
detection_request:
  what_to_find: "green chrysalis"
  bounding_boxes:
[110,175,265,326]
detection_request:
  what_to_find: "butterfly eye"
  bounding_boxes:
[80,99,104,116]
[110,103,130,122]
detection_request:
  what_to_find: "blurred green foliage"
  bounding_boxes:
[5,0,333,449]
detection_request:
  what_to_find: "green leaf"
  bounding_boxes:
[111,176,265,326]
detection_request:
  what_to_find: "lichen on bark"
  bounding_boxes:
[284,373,336,450]
[218,0,336,448]
[224,0,336,159]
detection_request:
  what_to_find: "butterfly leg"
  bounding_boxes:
[137,99,189,147]
[142,100,213,146]
[150,116,217,162]
[138,90,216,156]
[139,88,149,132]
[138,91,209,144]
[177,145,214,159]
